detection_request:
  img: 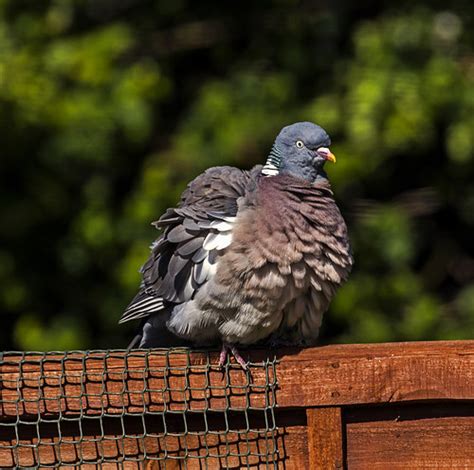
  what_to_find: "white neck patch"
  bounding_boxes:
[261,143,282,177]
[261,162,279,176]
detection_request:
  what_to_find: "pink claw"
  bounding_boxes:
[218,343,248,370]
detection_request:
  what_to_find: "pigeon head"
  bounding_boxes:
[262,121,336,182]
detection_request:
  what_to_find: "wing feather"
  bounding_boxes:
[119,166,261,324]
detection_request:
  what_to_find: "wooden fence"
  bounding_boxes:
[1,340,474,468]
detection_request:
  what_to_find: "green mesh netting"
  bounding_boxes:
[0,349,280,469]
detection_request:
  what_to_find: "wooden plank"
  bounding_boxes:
[0,409,308,469]
[2,341,474,419]
[345,402,474,469]
[307,407,344,470]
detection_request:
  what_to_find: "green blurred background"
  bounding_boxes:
[1,0,473,351]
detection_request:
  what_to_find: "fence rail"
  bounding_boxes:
[1,340,474,468]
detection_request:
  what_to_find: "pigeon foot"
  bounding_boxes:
[218,343,248,370]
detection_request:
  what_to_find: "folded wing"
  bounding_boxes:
[119,166,260,324]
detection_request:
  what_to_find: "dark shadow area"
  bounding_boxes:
[345,401,474,424]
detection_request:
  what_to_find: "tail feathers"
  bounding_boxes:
[119,291,165,324]
[127,332,143,349]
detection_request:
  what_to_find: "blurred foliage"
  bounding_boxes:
[0,0,473,350]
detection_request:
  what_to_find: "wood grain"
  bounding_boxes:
[345,402,474,469]
[2,342,474,468]
[0,409,308,469]
[2,341,474,420]
[307,407,344,470]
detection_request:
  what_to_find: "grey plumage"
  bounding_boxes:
[120,122,353,352]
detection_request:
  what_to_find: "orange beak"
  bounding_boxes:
[317,147,336,163]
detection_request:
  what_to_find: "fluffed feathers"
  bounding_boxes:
[121,122,353,349]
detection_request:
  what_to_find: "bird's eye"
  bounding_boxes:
[296,140,304,148]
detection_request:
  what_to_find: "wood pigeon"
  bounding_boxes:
[120,122,353,368]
